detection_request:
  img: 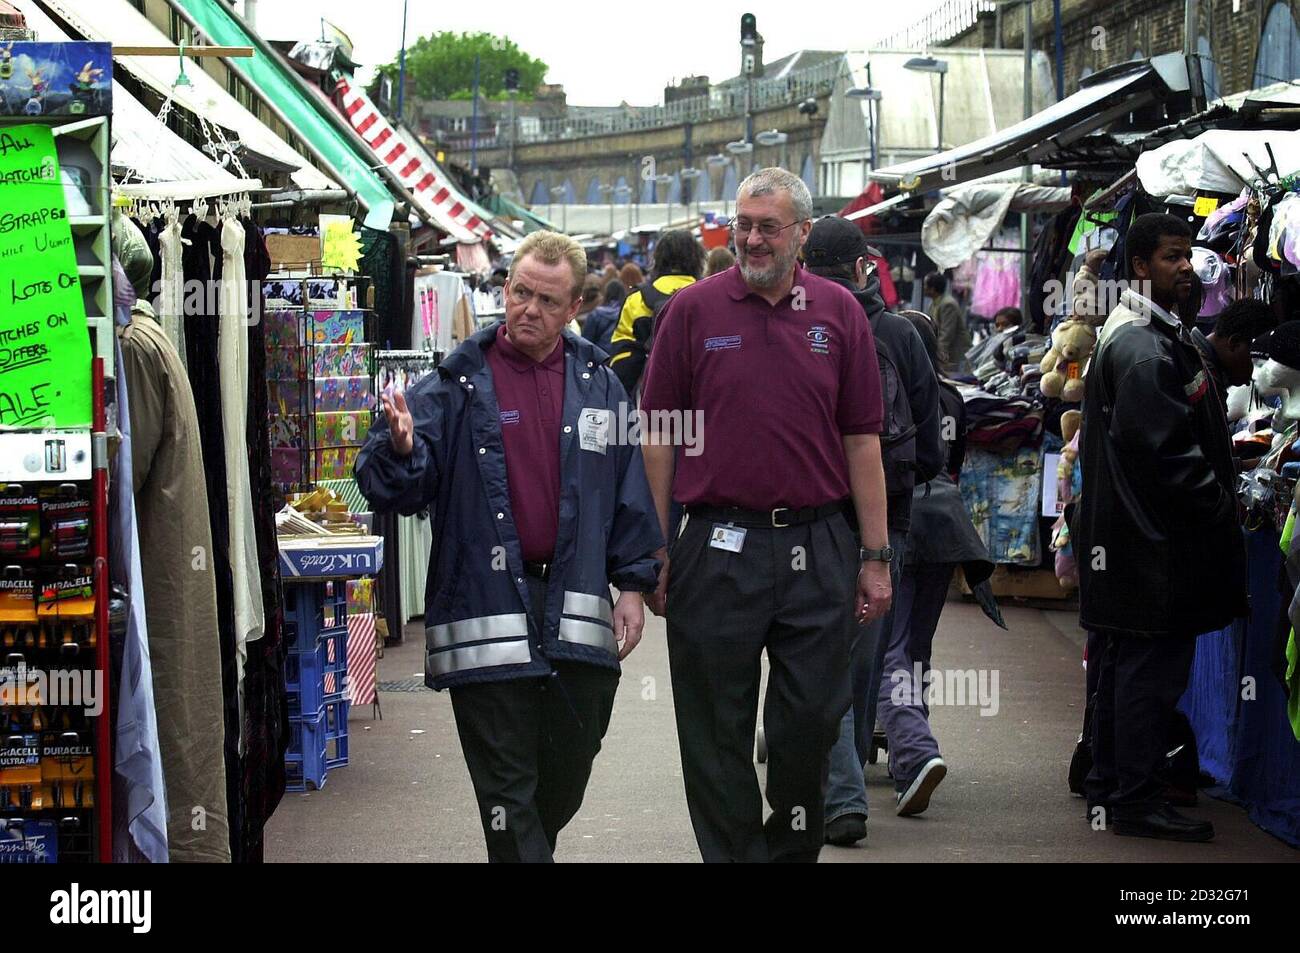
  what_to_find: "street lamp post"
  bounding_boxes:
[550,185,566,233]
[904,56,948,153]
[725,140,753,215]
[679,167,703,223]
[846,86,882,175]
[600,184,615,236]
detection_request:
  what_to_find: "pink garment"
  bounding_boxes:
[971,260,1021,318]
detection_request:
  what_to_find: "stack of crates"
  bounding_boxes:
[283,581,351,791]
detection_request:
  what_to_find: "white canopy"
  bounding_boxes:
[922,182,1072,270]
[38,0,339,193]
[1136,129,1300,197]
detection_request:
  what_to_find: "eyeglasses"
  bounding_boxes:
[731,218,806,239]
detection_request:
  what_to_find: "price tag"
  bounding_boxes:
[1193,195,1220,218]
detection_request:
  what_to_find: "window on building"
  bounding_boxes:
[586,177,602,204]
[530,180,549,205]
[1255,2,1300,87]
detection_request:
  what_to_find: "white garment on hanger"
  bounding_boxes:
[219,212,266,752]
[412,271,469,352]
[159,207,186,356]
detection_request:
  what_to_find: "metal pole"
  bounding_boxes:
[1022,0,1033,323]
[1053,0,1064,101]
[1184,0,1206,110]
[937,72,945,152]
[508,91,516,173]
[395,0,409,122]
[470,54,480,174]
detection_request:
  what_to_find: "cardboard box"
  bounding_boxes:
[958,565,1073,601]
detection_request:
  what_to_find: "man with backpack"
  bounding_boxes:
[804,215,944,845]
[607,229,705,398]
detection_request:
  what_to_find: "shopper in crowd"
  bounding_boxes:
[576,274,603,329]
[876,309,994,817]
[608,229,705,397]
[355,230,663,863]
[1078,213,1248,843]
[640,168,893,862]
[705,246,736,276]
[619,261,645,291]
[993,307,1023,332]
[600,262,620,290]
[1193,298,1278,413]
[803,215,943,845]
[582,279,628,355]
[924,271,971,375]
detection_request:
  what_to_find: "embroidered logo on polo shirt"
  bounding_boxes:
[500,410,520,425]
[807,325,831,355]
[704,335,742,351]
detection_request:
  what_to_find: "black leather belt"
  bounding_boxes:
[522,560,552,580]
[685,500,849,529]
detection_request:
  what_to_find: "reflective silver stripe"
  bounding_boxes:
[429,639,533,677]
[427,613,529,650]
[563,590,613,626]
[558,617,618,654]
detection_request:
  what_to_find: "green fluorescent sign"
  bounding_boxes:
[0,125,92,428]
[177,0,396,230]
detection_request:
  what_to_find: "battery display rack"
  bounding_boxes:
[0,481,101,864]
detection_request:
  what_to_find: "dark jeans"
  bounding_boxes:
[1084,631,1197,818]
[666,512,857,862]
[449,576,618,862]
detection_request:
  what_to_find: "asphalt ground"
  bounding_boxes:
[265,597,1299,863]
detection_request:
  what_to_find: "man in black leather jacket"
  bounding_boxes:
[1078,213,1248,843]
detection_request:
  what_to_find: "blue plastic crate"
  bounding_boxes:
[283,582,349,655]
[323,700,349,770]
[285,644,326,713]
[285,709,328,791]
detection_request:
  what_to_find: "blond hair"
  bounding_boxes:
[508,231,588,299]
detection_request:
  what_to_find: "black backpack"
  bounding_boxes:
[640,282,675,352]
[871,310,918,497]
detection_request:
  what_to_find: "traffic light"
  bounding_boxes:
[740,14,757,45]
[504,68,520,93]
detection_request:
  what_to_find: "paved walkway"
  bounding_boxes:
[265,598,1299,862]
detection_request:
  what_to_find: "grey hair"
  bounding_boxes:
[737,167,813,221]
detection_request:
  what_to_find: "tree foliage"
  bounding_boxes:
[375,32,547,101]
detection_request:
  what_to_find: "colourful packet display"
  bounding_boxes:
[313,447,360,481]
[314,412,367,448]
[314,377,371,412]
[313,344,369,378]
[309,309,364,344]
[36,566,94,618]
[38,486,90,563]
[0,568,37,623]
[0,485,40,562]
[262,307,303,346]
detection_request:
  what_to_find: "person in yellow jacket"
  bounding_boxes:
[608,229,705,396]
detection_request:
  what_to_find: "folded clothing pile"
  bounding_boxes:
[961,387,1045,453]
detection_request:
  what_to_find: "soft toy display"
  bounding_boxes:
[1039,319,1097,403]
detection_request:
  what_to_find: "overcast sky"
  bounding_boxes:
[244,0,941,105]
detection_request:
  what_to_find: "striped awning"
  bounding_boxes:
[334,77,493,244]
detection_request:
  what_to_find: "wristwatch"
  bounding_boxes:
[861,546,894,563]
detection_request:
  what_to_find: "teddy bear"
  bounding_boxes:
[1039,319,1097,403]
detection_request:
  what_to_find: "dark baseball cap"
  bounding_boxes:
[804,215,882,268]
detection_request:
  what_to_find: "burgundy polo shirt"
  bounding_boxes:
[485,325,565,561]
[640,264,883,510]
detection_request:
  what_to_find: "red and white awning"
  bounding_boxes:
[335,77,492,243]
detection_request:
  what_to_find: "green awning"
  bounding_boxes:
[483,194,557,234]
[177,0,395,229]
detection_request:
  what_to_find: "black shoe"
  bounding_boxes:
[1112,805,1214,843]
[824,813,867,846]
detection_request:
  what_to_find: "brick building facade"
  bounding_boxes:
[942,0,1294,101]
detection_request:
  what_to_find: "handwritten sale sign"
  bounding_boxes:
[0,124,91,428]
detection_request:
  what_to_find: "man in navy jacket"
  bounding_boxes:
[356,231,664,862]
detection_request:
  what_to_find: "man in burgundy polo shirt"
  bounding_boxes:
[357,231,663,862]
[640,167,893,862]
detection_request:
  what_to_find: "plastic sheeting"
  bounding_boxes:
[922,183,1071,270]
[1136,129,1300,198]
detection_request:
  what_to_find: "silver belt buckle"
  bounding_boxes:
[770,507,791,528]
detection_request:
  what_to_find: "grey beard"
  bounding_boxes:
[739,246,797,290]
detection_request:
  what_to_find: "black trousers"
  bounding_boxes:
[1084,631,1196,818]
[449,577,618,862]
[666,511,857,863]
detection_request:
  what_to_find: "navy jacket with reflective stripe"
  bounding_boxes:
[355,323,664,690]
